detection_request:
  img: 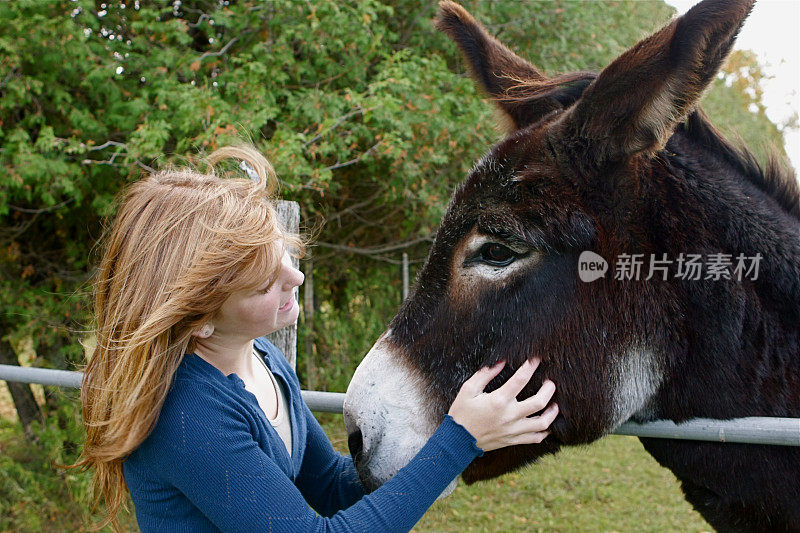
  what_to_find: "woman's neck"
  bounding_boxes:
[194,336,256,378]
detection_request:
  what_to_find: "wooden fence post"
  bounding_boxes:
[266,200,300,369]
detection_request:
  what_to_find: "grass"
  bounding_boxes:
[317,414,712,532]
[0,407,711,532]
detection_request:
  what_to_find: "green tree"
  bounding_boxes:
[703,49,788,164]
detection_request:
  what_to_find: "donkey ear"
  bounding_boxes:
[564,0,755,160]
[435,1,592,132]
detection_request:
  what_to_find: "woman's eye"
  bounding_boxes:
[479,243,516,266]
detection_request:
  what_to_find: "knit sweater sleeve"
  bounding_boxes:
[294,400,365,516]
[149,381,482,533]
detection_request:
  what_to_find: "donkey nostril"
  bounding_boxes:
[348,429,364,462]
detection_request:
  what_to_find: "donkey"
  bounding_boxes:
[343,0,800,530]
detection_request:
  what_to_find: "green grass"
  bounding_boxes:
[1,411,711,532]
[318,414,712,532]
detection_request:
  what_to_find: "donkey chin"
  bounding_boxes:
[343,331,456,497]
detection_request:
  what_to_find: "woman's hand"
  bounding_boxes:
[448,358,558,452]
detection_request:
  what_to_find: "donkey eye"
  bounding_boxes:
[479,243,516,266]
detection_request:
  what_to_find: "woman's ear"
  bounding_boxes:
[192,323,214,339]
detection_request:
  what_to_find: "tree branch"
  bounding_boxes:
[315,236,432,256]
[82,151,124,166]
[0,67,18,90]
[323,142,380,171]
[135,160,156,173]
[72,139,153,173]
[325,188,387,225]
[313,249,426,266]
[7,198,74,214]
[86,140,126,152]
[303,107,371,148]
[198,36,240,61]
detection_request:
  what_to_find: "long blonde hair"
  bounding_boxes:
[72,146,303,530]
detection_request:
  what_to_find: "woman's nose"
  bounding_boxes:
[289,266,304,287]
[281,263,304,288]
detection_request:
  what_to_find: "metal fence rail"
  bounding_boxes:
[2,364,799,445]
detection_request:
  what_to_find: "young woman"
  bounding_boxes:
[75,146,559,532]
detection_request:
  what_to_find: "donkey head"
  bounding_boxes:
[343,0,786,492]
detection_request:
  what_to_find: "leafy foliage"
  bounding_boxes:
[0,0,787,385]
[704,49,787,164]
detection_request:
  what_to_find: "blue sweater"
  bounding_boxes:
[123,338,483,532]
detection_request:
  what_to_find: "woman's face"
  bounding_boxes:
[214,250,304,340]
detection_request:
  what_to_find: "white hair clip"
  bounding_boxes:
[239,160,260,183]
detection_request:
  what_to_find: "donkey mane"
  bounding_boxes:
[504,74,800,222]
[681,110,800,221]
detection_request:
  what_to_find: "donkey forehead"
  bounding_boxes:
[441,148,584,245]
[454,125,561,199]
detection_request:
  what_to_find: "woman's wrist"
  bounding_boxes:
[440,413,485,456]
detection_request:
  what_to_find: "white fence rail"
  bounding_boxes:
[2,364,799,445]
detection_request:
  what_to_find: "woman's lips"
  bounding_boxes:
[278,298,294,312]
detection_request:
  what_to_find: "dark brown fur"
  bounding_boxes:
[375,1,799,530]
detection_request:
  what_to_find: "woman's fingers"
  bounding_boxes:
[495,357,541,400]
[506,403,560,440]
[509,431,551,446]
[524,402,559,431]
[517,379,556,416]
[450,358,557,452]
[459,359,506,396]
